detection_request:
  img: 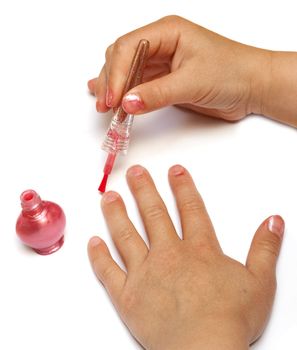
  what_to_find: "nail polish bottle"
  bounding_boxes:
[16,189,66,255]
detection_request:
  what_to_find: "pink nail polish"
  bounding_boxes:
[16,190,66,255]
[103,191,119,203]
[128,165,144,177]
[89,236,101,247]
[106,88,113,107]
[122,93,144,113]
[170,165,185,176]
[267,215,285,238]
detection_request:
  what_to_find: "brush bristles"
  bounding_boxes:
[98,173,109,193]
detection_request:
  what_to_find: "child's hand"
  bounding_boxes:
[88,165,284,350]
[88,15,270,121]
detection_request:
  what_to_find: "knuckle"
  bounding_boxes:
[256,236,280,257]
[113,37,127,54]
[117,227,134,243]
[161,15,182,24]
[100,265,116,282]
[181,197,205,215]
[143,204,166,220]
[105,44,114,60]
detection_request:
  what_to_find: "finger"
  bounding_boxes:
[88,236,126,301]
[168,165,221,249]
[104,16,182,109]
[104,42,128,108]
[88,76,110,113]
[122,70,192,115]
[104,43,114,77]
[101,191,148,270]
[104,44,116,108]
[94,65,110,113]
[87,78,96,94]
[126,165,179,247]
[246,215,284,284]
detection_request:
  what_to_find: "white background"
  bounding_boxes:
[0,0,296,349]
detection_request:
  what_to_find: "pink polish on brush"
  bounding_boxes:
[98,39,150,193]
[16,189,66,255]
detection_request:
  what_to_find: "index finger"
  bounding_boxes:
[104,16,182,108]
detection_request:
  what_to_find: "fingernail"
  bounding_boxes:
[170,165,185,176]
[103,191,119,203]
[267,215,285,238]
[89,236,101,247]
[106,88,113,107]
[122,93,144,114]
[88,79,95,91]
[127,165,144,177]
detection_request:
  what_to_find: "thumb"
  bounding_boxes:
[122,70,192,114]
[246,215,285,282]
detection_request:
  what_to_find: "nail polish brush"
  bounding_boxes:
[98,39,150,193]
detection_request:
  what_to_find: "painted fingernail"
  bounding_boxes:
[103,191,119,203]
[88,79,95,91]
[170,165,185,176]
[122,93,144,114]
[128,165,144,177]
[267,215,285,238]
[106,88,113,107]
[89,236,101,247]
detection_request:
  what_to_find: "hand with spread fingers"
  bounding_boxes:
[88,165,284,350]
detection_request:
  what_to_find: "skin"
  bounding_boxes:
[88,15,297,127]
[86,15,292,348]
[88,165,284,350]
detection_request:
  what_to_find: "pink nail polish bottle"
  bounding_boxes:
[16,189,66,255]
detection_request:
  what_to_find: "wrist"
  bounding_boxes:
[186,321,249,350]
[246,47,273,117]
[251,50,297,127]
[264,51,297,127]
[155,316,250,350]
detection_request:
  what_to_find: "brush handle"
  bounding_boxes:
[101,39,149,155]
[117,39,149,123]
